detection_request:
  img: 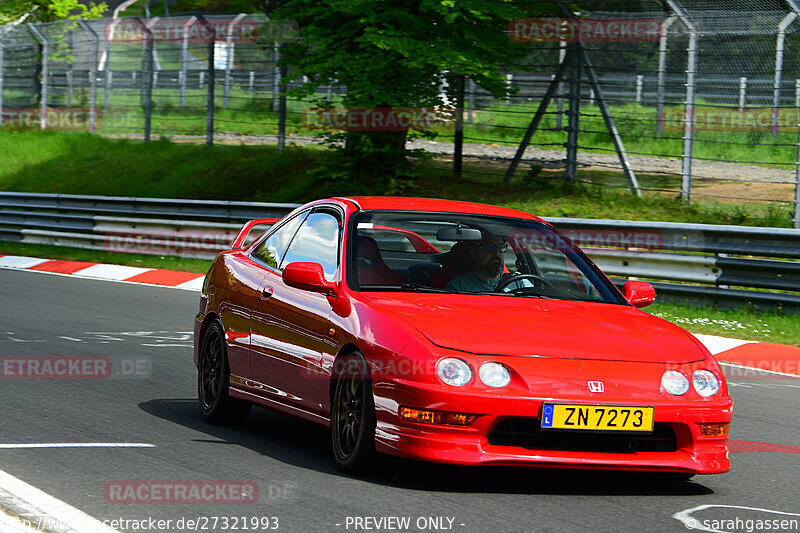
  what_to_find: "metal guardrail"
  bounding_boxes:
[1,192,799,312]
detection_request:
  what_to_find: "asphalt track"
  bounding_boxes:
[0,268,799,533]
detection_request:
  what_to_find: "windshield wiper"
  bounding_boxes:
[359,283,448,293]
[400,282,449,293]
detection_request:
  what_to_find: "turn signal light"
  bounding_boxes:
[399,406,476,427]
[699,422,730,437]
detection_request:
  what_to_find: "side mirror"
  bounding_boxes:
[230,218,279,250]
[282,262,336,296]
[623,280,655,308]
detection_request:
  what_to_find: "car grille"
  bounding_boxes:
[488,418,678,453]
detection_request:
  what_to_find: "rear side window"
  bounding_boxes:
[280,211,341,281]
[252,211,308,269]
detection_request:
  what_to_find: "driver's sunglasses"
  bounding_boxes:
[477,242,508,253]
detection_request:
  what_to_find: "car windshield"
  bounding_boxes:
[350,210,622,304]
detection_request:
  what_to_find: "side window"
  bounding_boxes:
[280,211,341,281]
[252,211,308,269]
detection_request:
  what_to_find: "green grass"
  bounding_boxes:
[0,241,212,273]
[0,130,796,226]
[0,131,318,201]
[647,301,800,346]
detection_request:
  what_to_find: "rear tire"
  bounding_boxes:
[331,354,376,474]
[198,320,251,425]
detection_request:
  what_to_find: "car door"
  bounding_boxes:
[249,207,342,415]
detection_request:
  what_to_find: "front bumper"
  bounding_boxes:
[372,379,732,474]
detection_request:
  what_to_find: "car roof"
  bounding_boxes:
[336,196,545,222]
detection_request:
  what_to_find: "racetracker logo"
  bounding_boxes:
[1,356,112,379]
[509,18,662,43]
[1,108,100,131]
[661,107,800,132]
[103,230,236,256]
[104,481,259,504]
[723,360,799,380]
[302,107,455,132]
[104,17,296,43]
[509,229,665,252]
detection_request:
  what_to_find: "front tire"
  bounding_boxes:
[331,355,376,474]
[198,320,251,425]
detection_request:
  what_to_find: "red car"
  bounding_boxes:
[193,197,731,476]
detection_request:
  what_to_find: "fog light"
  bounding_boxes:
[699,422,729,437]
[399,406,476,426]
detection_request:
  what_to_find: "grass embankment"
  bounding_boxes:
[0,131,318,201]
[0,131,794,225]
[0,131,798,344]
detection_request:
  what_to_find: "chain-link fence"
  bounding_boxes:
[1,2,800,226]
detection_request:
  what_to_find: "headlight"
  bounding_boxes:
[479,362,510,388]
[661,370,689,396]
[693,369,720,397]
[437,358,472,387]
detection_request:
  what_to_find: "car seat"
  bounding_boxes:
[430,241,474,288]
[356,236,405,286]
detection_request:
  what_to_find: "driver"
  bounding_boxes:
[445,233,530,293]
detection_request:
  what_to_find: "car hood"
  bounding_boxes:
[359,293,706,364]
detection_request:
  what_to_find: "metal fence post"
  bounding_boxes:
[28,23,48,130]
[796,121,800,228]
[250,71,255,92]
[557,38,566,130]
[565,43,581,182]
[224,13,246,108]
[667,0,696,203]
[194,13,215,146]
[78,20,99,132]
[656,16,676,137]
[739,76,747,110]
[132,17,154,141]
[103,24,113,113]
[773,12,797,135]
[467,77,475,124]
[67,30,74,107]
[0,36,4,127]
[272,43,280,112]
[180,16,195,110]
[796,79,800,108]
[277,42,287,152]
[635,74,643,104]
[454,75,465,178]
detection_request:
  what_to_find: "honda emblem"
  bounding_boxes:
[588,381,605,393]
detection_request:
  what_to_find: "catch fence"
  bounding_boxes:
[1,2,800,225]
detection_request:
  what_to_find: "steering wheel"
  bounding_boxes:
[495,273,549,292]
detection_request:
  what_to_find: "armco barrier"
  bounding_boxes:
[1,192,799,312]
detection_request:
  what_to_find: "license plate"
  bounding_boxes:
[541,403,654,432]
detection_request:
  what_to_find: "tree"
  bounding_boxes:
[0,0,107,24]
[258,0,532,192]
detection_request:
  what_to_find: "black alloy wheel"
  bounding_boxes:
[331,355,376,474]
[198,320,251,424]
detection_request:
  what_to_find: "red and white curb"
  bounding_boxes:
[0,255,205,291]
[694,333,800,379]
[1,254,798,377]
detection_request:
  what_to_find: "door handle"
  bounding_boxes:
[261,286,274,299]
